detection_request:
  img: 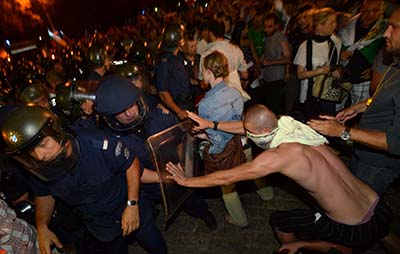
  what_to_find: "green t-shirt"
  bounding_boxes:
[248,26,265,58]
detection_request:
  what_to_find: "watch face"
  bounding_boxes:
[341,130,350,141]
[127,200,138,206]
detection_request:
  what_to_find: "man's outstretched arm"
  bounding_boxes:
[166,148,284,187]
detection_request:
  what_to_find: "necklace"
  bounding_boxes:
[366,63,400,107]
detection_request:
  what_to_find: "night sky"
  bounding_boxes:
[0,0,179,42]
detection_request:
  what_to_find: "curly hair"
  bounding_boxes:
[203,51,229,78]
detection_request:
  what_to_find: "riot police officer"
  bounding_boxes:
[17,82,51,109]
[86,42,112,81]
[1,106,167,254]
[95,75,217,231]
[114,62,177,136]
[155,24,194,120]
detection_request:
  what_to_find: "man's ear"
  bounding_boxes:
[264,127,274,134]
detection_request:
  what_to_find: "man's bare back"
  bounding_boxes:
[273,143,378,225]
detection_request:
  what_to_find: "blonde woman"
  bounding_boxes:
[294,8,342,120]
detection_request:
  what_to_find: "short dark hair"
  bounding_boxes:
[264,12,280,25]
[207,20,225,39]
[296,4,314,17]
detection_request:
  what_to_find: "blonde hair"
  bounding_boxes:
[203,51,229,78]
[311,7,337,30]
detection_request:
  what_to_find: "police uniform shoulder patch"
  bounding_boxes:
[115,141,122,157]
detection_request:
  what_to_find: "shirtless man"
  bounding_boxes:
[166,105,392,253]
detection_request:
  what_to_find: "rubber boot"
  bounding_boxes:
[222,192,248,228]
[256,186,274,201]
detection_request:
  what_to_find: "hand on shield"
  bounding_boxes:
[166,162,189,186]
[187,111,212,132]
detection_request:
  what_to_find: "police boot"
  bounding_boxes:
[222,192,248,228]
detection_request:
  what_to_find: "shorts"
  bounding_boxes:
[269,199,392,248]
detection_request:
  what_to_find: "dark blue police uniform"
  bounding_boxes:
[88,71,103,81]
[155,52,194,111]
[108,113,212,224]
[30,127,167,254]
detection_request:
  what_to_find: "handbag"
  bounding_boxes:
[306,39,352,103]
[312,73,352,102]
[202,135,246,174]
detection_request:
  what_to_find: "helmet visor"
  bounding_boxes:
[104,98,148,133]
[12,134,80,182]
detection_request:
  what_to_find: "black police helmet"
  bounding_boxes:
[1,106,80,181]
[159,24,185,52]
[95,75,147,132]
[87,42,107,69]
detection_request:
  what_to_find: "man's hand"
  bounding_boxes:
[157,103,170,115]
[121,205,140,237]
[318,65,331,75]
[166,162,189,186]
[261,59,271,67]
[177,109,188,120]
[187,111,212,131]
[340,50,353,61]
[37,226,63,254]
[307,115,345,137]
[360,68,371,80]
[331,68,342,79]
[80,100,94,115]
[335,105,362,123]
[278,241,304,254]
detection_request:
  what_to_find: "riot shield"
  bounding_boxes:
[146,119,202,224]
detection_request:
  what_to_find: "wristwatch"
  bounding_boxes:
[213,121,219,130]
[340,126,351,141]
[127,200,138,206]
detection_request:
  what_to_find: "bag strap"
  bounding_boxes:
[306,39,314,97]
[327,39,338,65]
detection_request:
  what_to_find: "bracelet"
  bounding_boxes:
[213,121,219,130]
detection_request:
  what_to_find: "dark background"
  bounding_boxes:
[0,0,180,42]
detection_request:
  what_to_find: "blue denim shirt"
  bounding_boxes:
[198,80,243,154]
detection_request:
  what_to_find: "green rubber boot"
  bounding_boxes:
[222,192,248,228]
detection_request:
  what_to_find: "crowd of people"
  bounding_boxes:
[1,0,400,253]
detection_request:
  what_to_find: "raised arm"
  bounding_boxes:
[187,111,245,134]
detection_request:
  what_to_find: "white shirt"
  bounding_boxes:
[294,34,342,103]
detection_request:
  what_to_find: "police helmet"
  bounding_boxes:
[1,106,80,181]
[115,62,143,81]
[95,75,147,132]
[159,24,185,52]
[128,43,147,64]
[17,82,50,108]
[87,42,108,69]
